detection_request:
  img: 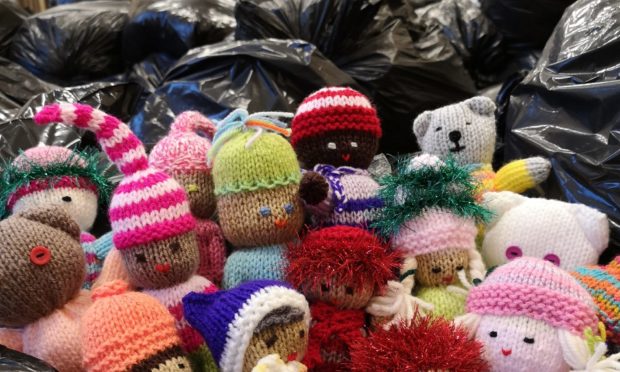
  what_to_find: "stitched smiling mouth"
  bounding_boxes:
[449,143,466,153]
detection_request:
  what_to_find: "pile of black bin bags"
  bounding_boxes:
[2,0,619,261]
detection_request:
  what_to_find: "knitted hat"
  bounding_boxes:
[290,87,382,146]
[183,280,311,372]
[82,280,191,372]
[466,257,598,336]
[34,103,195,251]
[0,145,112,230]
[572,257,620,346]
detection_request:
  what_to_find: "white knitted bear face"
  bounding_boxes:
[12,187,98,231]
[477,315,568,372]
[413,96,497,165]
[482,192,609,271]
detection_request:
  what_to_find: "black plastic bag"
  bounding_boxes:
[0,345,57,372]
[505,0,620,262]
[0,0,28,57]
[8,1,129,85]
[122,0,236,64]
[130,38,358,148]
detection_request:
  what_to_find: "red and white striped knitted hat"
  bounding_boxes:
[35,103,195,250]
[290,87,382,145]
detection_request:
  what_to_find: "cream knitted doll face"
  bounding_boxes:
[416,249,469,286]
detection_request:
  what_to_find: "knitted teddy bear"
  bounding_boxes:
[150,110,227,285]
[291,87,384,230]
[482,191,609,270]
[81,280,192,372]
[573,256,620,353]
[208,109,305,289]
[413,96,551,196]
[183,280,311,372]
[0,206,91,371]
[456,257,620,372]
[0,145,113,288]
[286,226,400,370]
[35,103,217,372]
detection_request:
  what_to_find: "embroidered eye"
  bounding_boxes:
[178,363,186,369]
[543,253,561,266]
[169,242,180,253]
[259,206,272,217]
[299,330,305,338]
[523,337,535,344]
[435,126,442,132]
[321,284,330,292]
[465,121,471,125]
[431,267,442,274]
[345,286,354,295]
[265,335,278,348]
[187,184,199,193]
[505,246,523,260]
[350,141,358,148]
[489,331,497,338]
[135,253,147,263]
[327,142,337,150]
[456,265,464,271]
[62,196,72,202]
[283,203,294,215]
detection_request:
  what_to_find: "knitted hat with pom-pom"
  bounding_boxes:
[81,280,191,372]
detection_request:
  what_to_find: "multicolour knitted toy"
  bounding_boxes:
[456,257,620,372]
[150,111,227,285]
[184,280,311,372]
[208,109,304,288]
[0,145,113,289]
[287,226,399,370]
[81,280,192,372]
[573,256,620,351]
[413,96,551,196]
[482,191,609,270]
[292,87,383,229]
[35,103,217,372]
[367,155,490,324]
[0,206,91,371]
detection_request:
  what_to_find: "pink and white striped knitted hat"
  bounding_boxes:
[149,111,216,174]
[34,103,195,250]
[466,257,598,335]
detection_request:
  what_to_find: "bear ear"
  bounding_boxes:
[464,96,496,117]
[16,206,81,242]
[412,110,433,141]
[482,191,527,229]
[567,203,609,254]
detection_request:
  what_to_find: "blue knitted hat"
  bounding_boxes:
[183,280,310,371]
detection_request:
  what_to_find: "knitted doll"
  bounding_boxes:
[413,96,551,196]
[35,103,217,372]
[184,280,311,372]
[286,226,400,370]
[208,109,305,288]
[482,191,609,270]
[81,280,192,372]
[456,257,620,372]
[573,256,620,352]
[150,111,227,285]
[349,317,489,371]
[367,155,490,324]
[0,145,113,288]
[0,206,91,371]
[291,87,383,229]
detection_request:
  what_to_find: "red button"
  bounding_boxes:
[30,246,51,266]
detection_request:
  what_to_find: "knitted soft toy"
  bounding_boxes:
[81,280,192,372]
[0,145,113,288]
[286,226,400,370]
[184,280,311,372]
[0,206,90,371]
[35,103,217,372]
[413,96,551,196]
[150,110,227,285]
[291,87,383,229]
[456,257,620,372]
[367,155,490,324]
[573,256,620,351]
[482,191,609,270]
[208,109,305,288]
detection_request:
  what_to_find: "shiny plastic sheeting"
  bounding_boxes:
[505,0,620,262]
[0,345,57,372]
[122,0,236,63]
[0,0,27,56]
[8,1,129,84]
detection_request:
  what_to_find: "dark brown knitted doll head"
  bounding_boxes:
[173,172,216,219]
[294,130,380,169]
[416,248,469,286]
[0,206,84,327]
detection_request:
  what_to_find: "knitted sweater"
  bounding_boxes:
[195,219,227,286]
[222,244,287,289]
[415,285,466,320]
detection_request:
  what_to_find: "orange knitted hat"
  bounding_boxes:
[81,280,190,372]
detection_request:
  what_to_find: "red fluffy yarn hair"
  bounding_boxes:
[349,317,489,372]
[287,226,400,292]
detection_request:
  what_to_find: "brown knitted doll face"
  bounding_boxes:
[0,207,84,327]
[173,171,216,219]
[416,249,469,286]
[217,184,304,247]
[243,308,309,372]
[130,345,192,372]
[295,130,379,169]
[306,281,375,310]
[121,232,200,289]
